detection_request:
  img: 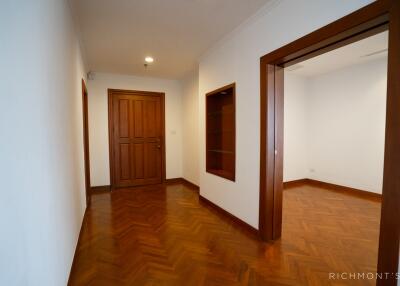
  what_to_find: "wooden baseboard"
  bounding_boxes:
[93,180,199,192]
[90,185,111,194]
[165,179,258,237]
[283,179,309,189]
[199,195,259,238]
[164,178,183,185]
[284,178,382,201]
[165,178,200,192]
[181,178,200,191]
[68,208,87,285]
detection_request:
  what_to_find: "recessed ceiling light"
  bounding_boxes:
[145,57,154,63]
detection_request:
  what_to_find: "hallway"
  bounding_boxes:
[69,183,380,286]
[3,1,400,285]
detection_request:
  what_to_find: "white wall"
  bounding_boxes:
[398,261,400,286]
[307,59,386,193]
[198,0,373,228]
[87,73,183,186]
[284,59,387,194]
[283,73,309,182]
[0,0,87,285]
[181,70,200,186]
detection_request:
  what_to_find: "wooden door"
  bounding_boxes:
[109,90,165,188]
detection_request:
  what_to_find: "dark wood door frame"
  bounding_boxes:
[259,0,399,285]
[108,89,166,188]
[82,79,91,206]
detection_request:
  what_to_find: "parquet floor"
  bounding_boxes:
[68,183,381,286]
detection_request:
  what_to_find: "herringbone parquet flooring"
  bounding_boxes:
[68,183,381,286]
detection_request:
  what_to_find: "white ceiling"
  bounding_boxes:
[70,0,270,79]
[286,31,388,77]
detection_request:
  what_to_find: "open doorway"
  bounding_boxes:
[283,30,387,285]
[259,1,400,284]
[82,79,91,206]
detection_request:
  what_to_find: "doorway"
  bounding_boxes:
[259,0,399,284]
[82,79,91,206]
[108,89,166,188]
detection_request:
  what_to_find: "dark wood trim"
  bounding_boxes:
[205,83,236,98]
[107,90,114,189]
[199,195,259,238]
[107,89,166,189]
[284,179,382,202]
[259,1,399,283]
[90,185,111,194]
[283,179,309,189]
[164,178,183,185]
[272,65,284,240]
[164,178,200,192]
[306,179,382,201]
[259,64,277,241]
[377,0,400,283]
[260,1,390,65]
[90,180,197,193]
[67,208,88,286]
[282,22,389,68]
[81,79,91,207]
[181,178,199,191]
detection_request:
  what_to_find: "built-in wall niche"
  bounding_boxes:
[206,83,236,181]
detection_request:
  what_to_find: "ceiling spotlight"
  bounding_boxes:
[145,57,154,63]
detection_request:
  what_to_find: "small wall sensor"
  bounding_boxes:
[87,71,95,80]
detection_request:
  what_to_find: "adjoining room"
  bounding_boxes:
[283,31,387,283]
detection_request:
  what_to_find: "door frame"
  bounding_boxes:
[108,89,166,188]
[82,79,91,206]
[259,0,399,284]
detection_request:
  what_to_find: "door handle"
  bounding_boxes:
[157,145,161,149]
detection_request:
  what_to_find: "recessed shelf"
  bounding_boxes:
[207,149,234,154]
[207,169,234,180]
[207,110,234,116]
[207,130,234,135]
[206,83,236,181]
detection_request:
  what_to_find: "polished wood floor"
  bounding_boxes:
[68,183,381,286]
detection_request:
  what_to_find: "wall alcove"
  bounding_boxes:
[206,83,236,181]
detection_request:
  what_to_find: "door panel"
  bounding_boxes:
[145,100,157,138]
[133,100,144,138]
[145,142,158,179]
[119,143,131,180]
[111,91,164,187]
[133,143,145,179]
[118,99,130,138]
